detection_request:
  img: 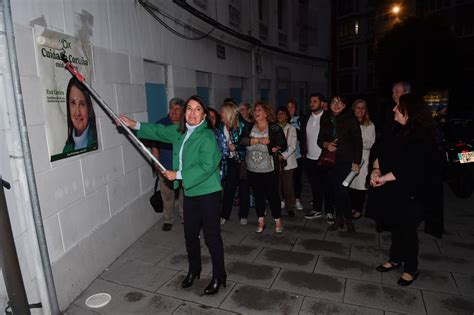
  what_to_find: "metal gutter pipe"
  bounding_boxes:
[2,0,61,314]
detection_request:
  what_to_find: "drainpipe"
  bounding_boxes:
[2,1,61,314]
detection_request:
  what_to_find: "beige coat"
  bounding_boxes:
[350,123,376,190]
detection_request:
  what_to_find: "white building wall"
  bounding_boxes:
[0,0,331,312]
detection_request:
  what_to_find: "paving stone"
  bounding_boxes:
[280,212,309,226]
[437,239,474,258]
[224,260,280,288]
[423,291,474,315]
[100,259,177,292]
[280,223,326,240]
[272,270,345,302]
[220,227,249,244]
[314,256,382,283]
[350,244,389,262]
[241,232,296,251]
[73,278,182,314]
[452,273,474,298]
[292,239,350,259]
[324,230,379,246]
[418,253,474,274]
[344,279,425,314]
[220,284,303,314]
[157,250,213,275]
[254,248,318,272]
[351,218,379,233]
[140,225,186,250]
[380,234,441,255]
[382,268,459,294]
[120,240,175,265]
[173,301,237,315]
[299,297,384,315]
[156,272,234,307]
[223,244,262,262]
[65,305,98,314]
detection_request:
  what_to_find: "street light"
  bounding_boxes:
[392,5,401,14]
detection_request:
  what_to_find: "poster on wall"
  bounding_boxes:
[35,27,97,162]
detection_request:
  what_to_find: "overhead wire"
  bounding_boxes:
[138,0,215,41]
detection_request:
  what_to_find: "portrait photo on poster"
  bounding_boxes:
[35,27,97,162]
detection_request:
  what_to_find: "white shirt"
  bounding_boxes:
[176,120,205,179]
[306,111,323,160]
[72,124,90,150]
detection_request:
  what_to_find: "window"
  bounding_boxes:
[228,2,241,28]
[339,48,353,68]
[258,0,263,20]
[278,0,283,29]
[338,0,354,16]
[338,74,353,94]
[338,19,360,40]
[338,46,359,68]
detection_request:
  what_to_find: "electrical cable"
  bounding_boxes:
[138,0,215,40]
[172,0,330,63]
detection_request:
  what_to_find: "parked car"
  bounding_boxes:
[441,113,474,198]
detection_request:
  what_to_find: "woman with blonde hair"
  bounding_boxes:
[241,101,287,233]
[219,101,250,225]
[349,99,376,219]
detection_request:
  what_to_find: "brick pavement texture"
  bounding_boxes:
[67,183,474,314]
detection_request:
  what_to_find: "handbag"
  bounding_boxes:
[317,149,336,168]
[317,115,337,169]
[149,177,163,213]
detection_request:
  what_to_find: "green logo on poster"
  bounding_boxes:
[61,39,72,49]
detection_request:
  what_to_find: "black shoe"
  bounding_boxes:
[376,261,401,272]
[203,277,227,295]
[181,271,201,288]
[162,223,173,231]
[397,271,419,286]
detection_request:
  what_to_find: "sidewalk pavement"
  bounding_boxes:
[66,183,474,314]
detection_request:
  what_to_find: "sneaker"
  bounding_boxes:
[305,211,323,220]
[326,213,335,224]
[295,199,303,211]
[240,218,248,225]
[220,218,226,225]
[281,201,285,209]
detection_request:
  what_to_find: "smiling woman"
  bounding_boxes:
[62,77,97,153]
[118,95,227,295]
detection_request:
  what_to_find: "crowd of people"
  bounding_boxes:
[116,80,443,294]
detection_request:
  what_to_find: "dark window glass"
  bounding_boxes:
[339,48,353,68]
[278,0,283,29]
[258,0,263,20]
[338,74,353,94]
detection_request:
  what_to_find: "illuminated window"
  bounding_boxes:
[355,20,359,34]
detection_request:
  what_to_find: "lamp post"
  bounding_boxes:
[392,5,401,23]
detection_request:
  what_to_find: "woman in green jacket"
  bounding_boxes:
[119,95,226,295]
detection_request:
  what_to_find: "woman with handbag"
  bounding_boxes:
[371,93,441,286]
[118,95,226,295]
[318,95,362,232]
[241,101,287,233]
[276,106,298,217]
[219,101,250,226]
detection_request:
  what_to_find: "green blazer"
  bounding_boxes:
[138,122,222,197]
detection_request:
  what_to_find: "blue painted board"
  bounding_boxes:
[145,83,167,123]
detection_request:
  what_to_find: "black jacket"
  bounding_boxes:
[240,122,288,166]
[317,109,362,164]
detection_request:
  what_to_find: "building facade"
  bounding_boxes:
[0,0,331,312]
